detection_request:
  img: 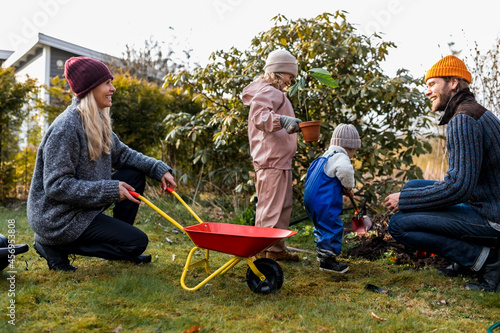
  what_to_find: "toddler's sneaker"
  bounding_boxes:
[319,256,349,273]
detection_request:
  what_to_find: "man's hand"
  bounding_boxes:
[384,192,401,213]
[280,115,302,134]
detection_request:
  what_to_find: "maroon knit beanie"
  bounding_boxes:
[64,57,114,99]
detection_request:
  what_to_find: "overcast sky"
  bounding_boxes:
[1,0,499,78]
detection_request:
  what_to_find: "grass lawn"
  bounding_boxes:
[0,195,499,333]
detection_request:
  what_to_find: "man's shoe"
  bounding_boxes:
[466,250,500,292]
[128,254,152,264]
[319,257,349,273]
[33,242,77,272]
[265,250,299,262]
[438,263,475,277]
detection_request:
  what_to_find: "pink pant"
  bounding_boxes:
[255,168,293,252]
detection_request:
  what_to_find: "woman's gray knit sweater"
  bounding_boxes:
[27,98,171,245]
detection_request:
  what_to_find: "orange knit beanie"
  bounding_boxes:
[425,55,472,83]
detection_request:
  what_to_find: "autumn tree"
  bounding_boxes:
[15,106,42,200]
[0,67,39,202]
[111,74,178,158]
[110,36,194,86]
[39,76,73,125]
[467,38,500,117]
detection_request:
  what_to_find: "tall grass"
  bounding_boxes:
[414,136,448,181]
[0,195,498,332]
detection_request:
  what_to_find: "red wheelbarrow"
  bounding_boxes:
[129,188,296,294]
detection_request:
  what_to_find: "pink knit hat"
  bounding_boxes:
[64,57,114,99]
[264,49,298,77]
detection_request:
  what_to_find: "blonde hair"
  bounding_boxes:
[78,91,113,161]
[260,72,291,91]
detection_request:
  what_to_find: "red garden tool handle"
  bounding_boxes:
[160,184,175,194]
[129,190,140,199]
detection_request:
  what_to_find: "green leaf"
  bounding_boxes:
[299,77,306,89]
[288,81,300,97]
[309,68,339,88]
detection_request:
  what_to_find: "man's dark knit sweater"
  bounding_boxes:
[398,89,500,225]
[27,98,171,245]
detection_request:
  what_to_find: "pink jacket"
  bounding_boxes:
[242,79,298,171]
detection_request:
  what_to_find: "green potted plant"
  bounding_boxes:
[288,68,338,142]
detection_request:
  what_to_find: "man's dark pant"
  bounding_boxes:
[388,180,500,271]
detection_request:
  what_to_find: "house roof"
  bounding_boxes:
[0,50,14,62]
[2,33,117,69]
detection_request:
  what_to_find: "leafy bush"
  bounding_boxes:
[164,11,434,210]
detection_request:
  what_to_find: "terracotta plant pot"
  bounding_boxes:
[299,120,321,142]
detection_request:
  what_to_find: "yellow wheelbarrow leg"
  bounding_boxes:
[220,256,243,275]
[183,247,211,274]
[180,247,243,291]
[245,258,284,294]
[244,258,266,281]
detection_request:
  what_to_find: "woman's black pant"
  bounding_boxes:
[63,168,148,260]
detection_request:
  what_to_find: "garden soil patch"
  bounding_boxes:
[344,213,452,270]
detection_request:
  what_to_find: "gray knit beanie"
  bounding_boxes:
[264,49,298,77]
[330,124,361,149]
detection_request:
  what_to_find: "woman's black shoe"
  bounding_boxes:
[129,254,152,264]
[33,242,77,272]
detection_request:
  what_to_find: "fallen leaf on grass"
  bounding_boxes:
[430,300,449,307]
[112,326,122,333]
[183,324,201,333]
[370,312,387,321]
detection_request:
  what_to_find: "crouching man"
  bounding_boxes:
[385,55,500,292]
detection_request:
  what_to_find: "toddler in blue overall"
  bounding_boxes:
[304,124,361,273]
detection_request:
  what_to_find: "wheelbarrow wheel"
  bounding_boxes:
[246,258,283,294]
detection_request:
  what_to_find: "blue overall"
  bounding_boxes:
[304,154,344,256]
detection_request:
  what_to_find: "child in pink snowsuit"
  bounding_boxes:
[241,49,302,262]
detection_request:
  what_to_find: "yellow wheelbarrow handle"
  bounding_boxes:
[163,186,204,224]
[128,191,186,233]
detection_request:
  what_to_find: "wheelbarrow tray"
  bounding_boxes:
[184,222,296,258]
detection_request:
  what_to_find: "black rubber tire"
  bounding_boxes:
[246,258,284,294]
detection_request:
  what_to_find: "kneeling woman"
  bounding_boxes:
[27,57,176,271]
